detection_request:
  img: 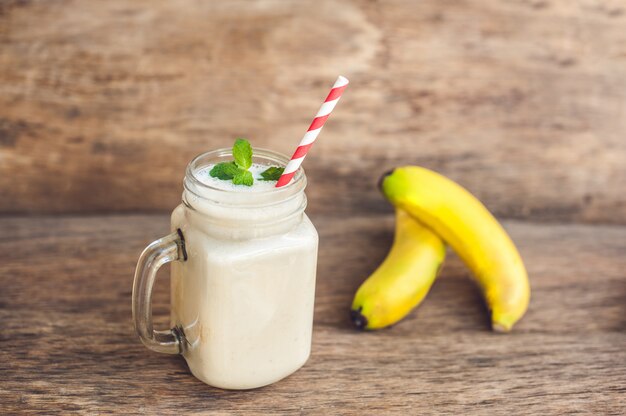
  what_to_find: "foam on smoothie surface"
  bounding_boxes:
[196,163,281,192]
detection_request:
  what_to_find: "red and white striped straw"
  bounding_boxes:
[276,75,349,187]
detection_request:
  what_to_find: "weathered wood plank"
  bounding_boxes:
[1,0,625,222]
[0,215,624,414]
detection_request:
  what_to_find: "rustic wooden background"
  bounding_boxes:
[1,0,625,221]
[1,0,625,414]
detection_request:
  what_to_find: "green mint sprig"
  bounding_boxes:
[209,161,239,180]
[233,138,252,170]
[233,170,253,186]
[209,138,284,186]
[259,166,284,181]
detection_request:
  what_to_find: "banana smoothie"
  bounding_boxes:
[169,146,318,390]
[133,76,347,390]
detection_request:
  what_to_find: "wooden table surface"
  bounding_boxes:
[1,214,624,414]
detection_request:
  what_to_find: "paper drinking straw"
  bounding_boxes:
[275,75,349,187]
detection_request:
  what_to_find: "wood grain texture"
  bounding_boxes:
[1,0,625,222]
[1,214,624,414]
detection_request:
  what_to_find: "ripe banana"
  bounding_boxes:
[351,209,446,330]
[380,166,530,332]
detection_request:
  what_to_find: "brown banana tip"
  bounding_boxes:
[350,308,368,330]
[378,169,394,191]
[491,322,511,333]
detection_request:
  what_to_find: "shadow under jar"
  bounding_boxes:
[132,148,319,390]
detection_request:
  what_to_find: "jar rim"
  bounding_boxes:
[183,148,307,208]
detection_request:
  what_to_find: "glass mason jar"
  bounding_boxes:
[132,148,319,390]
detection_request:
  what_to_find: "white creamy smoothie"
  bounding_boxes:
[134,77,346,390]
[169,149,318,390]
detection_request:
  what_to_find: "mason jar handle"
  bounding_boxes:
[132,229,187,354]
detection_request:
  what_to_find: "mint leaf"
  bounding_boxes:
[232,169,253,186]
[233,138,252,170]
[210,138,256,186]
[259,166,285,181]
[209,161,239,180]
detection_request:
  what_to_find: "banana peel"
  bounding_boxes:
[351,166,530,332]
[351,209,446,330]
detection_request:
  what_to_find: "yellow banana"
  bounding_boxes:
[351,209,446,330]
[380,166,530,332]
